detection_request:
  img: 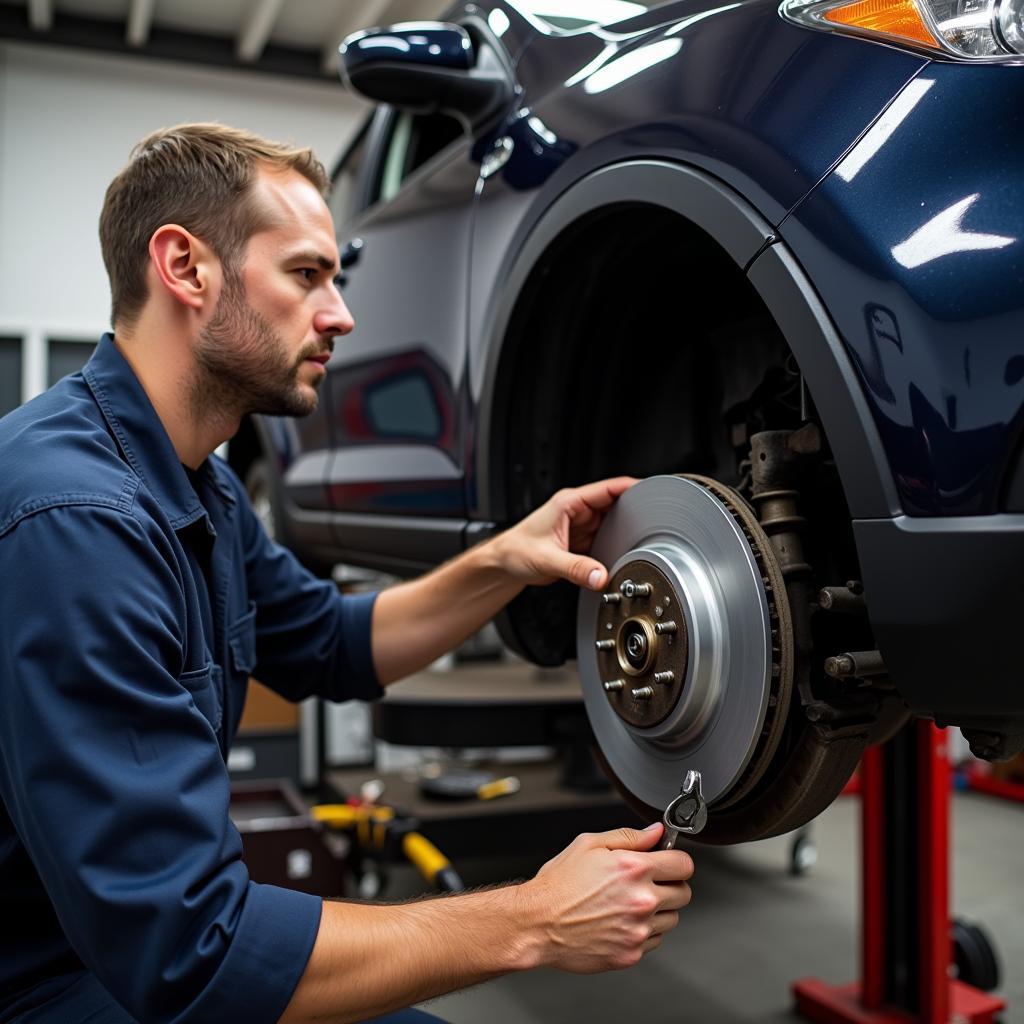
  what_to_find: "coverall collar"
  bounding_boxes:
[82,333,235,531]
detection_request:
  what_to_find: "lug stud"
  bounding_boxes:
[602,593,622,605]
[603,679,624,692]
[620,579,652,598]
[653,671,675,684]
[654,620,677,635]
[595,639,615,651]
[631,686,654,700]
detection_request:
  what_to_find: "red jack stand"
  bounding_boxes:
[793,720,1006,1024]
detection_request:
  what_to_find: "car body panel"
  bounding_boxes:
[467,4,926,520]
[779,62,1024,516]
[505,1,927,224]
[253,0,1024,734]
[325,125,479,548]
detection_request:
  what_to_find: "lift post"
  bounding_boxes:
[793,720,1006,1024]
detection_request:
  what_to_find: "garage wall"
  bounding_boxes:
[0,40,367,409]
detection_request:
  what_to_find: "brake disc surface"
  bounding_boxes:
[577,475,789,810]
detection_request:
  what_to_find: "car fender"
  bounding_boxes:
[473,158,901,524]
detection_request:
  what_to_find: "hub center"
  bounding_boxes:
[617,617,657,675]
[626,629,647,664]
[595,560,689,728]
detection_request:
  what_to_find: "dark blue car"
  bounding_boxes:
[232,0,1024,842]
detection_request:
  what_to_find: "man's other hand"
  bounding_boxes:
[516,822,694,973]
[492,476,638,592]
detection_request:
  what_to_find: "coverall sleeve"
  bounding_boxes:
[224,464,384,703]
[0,504,322,1024]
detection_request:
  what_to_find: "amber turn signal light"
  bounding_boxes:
[822,0,940,47]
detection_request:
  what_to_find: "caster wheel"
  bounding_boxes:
[952,917,1000,992]
[789,833,818,876]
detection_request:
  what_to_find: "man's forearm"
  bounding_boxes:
[279,883,539,1024]
[368,477,636,685]
[279,824,695,1024]
[370,537,522,685]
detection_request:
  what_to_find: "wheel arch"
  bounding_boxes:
[473,159,901,664]
[476,158,901,525]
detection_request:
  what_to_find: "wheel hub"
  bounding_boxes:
[577,475,792,810]
[596,562,688,727]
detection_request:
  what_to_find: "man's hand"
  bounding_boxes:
[491,476,638,593]
[281,821,693,1022]
[371,475,637,684]
[517,822,694,973]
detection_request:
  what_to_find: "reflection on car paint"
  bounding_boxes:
[891,194,1015,269]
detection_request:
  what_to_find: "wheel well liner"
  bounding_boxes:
[476,159,900,525]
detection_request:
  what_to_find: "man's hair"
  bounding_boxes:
[99,122,329,329]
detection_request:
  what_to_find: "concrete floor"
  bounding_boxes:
[382,790,1022,1023]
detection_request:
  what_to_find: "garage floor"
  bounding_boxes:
[380,790,1023,1024]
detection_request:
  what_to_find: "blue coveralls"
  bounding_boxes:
[0,335,443,1024]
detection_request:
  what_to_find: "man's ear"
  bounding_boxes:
[148,224,220,312]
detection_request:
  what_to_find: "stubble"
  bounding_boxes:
[191,271,325,423]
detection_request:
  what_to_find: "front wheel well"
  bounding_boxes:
[491,202,864,667]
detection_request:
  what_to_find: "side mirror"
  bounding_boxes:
[339,22,513,130]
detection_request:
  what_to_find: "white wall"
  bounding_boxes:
[0,40,367,401]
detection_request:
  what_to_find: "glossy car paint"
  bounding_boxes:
[773,58,1024,726]
[324,115,478,552]
[260,0,1024,727]
[342,23,473,73]
[467,0,926,521]
[779,61,1024,517]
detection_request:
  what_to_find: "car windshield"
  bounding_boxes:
[509,0,672,32]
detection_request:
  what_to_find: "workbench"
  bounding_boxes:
[324,660,643,860]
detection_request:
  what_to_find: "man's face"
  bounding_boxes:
[193,167,353,419]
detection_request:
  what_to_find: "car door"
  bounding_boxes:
[324,105,482,575]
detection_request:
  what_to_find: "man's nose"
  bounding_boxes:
[315,284,355,337]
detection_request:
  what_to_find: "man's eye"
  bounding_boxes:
[297,268,317,282]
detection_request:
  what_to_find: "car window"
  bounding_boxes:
[374,110,464,206]
[329,123,370,229]
[364,369,443,441]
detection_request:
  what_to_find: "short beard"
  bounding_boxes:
[191,270,324,423]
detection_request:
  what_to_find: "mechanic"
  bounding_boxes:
[0,124,694,1024]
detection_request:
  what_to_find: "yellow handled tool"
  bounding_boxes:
[312,802,464,892]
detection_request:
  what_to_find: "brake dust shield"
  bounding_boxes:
[577,475,797,837]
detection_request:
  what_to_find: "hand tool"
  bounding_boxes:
[658,769,707,849]
[313,802,465,893]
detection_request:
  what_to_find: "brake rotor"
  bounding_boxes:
[577,475,794,816]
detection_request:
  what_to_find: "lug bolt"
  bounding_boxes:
[631,686,654,700]
[653,671,675,684]
[603,679,624,692]
[824,650,886,679]
[654,620,677,635]
[620,580,652,598]
[825,654,855,677]
[819,586,866,614]
[595,639,615,651]
[602,593,622,605]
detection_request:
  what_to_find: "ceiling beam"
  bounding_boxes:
[125,0,156,47]
[27,0,53,31]
[321,0,392,76]
[237,0,286,62]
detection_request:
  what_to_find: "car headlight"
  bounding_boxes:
[781,0,1024,57]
